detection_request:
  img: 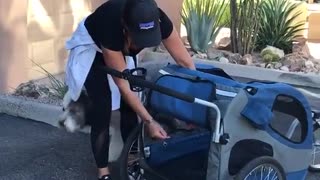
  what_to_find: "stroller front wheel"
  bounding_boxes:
[235,156,286,180]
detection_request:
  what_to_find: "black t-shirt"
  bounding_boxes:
[84,0,173,56]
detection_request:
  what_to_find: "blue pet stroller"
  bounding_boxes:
[101,63,320,180]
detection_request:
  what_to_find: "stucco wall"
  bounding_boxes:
[0,0,29,93]
[0,0,183,93]
[27,0,95,80]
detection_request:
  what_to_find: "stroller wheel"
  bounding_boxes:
[235,156,286,180]
[118,124,169,180]
[118,125,146,180]
[309,140,320,172]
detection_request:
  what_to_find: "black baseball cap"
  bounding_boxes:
[123,0,161,48]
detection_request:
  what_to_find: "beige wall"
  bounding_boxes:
[0,0,28,93]
[0,0,184,93]
[156,0,184,33]
[308,13,320,42]
[27,0,95,80]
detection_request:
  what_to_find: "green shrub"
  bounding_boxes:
[255,0,305,54]
[230,0,263,55]
[219,2,231,28]
[260,47,281,66]
[181,0,227,53]
[261,52,280,64]
[31,60,68,99]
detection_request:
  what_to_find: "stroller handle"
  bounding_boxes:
[101,66,223,143]
[101,66,195,103]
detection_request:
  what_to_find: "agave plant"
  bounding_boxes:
[256,0,305,54]
[181,0,227,53]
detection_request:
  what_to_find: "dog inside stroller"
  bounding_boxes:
[106,63,319,180]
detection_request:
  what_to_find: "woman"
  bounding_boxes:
[64,0,195,179]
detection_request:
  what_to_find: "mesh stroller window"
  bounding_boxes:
[270,95,308,143]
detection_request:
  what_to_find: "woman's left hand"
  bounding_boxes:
[146,120,170,140]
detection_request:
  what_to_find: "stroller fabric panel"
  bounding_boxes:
[215,89,312,180]
[149,74,216,127]
[240,82,313,149]
[145,129,211,167]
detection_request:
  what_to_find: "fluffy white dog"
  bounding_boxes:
[58,89,92,133]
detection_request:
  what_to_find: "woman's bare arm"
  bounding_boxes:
[162,27,196,70]
[101,48,153,123]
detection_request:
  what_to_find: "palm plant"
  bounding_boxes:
[255,0,305,54]
[181,0,227,53]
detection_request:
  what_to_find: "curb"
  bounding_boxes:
[0,94,62,126]
[140,51,320,89]
[0,94,91,134]
[0,94,123,161]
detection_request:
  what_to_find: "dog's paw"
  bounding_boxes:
[64,118,80,133]
[58,117,81,133]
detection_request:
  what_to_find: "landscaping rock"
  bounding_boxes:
[305,60,315,69]
[219,57,229,63]
[282,53,306,72]
[290,64,303,72]
[280,66,290,72]
[239,54,253,65]
[292,38,311,59]
[256,63,266,68]
[251,52,263,64]
[216,37,231,50]
[227,53,242,64]
[274,62,283,69]
[13,81,50,99]
[266,63,274,69]
[207,48,224,60]
[302,60,318,73]
[193,53,208,59]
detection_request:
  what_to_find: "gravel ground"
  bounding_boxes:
[1,93,62,106]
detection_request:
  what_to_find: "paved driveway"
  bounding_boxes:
[0,114,97,180]
[0,113,320,180]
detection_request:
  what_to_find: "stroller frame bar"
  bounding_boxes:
[194,98,222,143]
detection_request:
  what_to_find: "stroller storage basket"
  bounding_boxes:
[144,129,211,167]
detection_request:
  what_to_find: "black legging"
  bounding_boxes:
[84,52,138,168]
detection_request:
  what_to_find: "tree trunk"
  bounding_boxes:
[230,0,238,53]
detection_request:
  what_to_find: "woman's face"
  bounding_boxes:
[123,26,137,49]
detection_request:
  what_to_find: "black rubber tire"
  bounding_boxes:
[235,156,286,180]
[118,125,169,180]
[118,125,141,180]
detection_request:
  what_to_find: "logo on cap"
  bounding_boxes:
[139,21,154,30]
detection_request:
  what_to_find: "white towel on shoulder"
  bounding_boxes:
[64,17,136,111]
